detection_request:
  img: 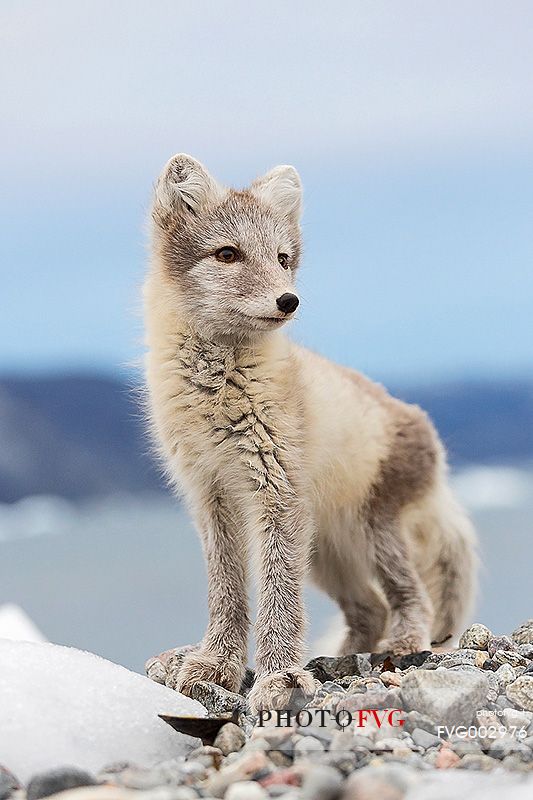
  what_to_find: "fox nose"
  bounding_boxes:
[276,293,299,314]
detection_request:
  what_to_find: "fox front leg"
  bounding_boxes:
[247,501,318,712]
[175,492,249,695]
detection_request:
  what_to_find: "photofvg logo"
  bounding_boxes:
[257,707,405,731]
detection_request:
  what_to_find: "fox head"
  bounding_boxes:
[150,154,302,343]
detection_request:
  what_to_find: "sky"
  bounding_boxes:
[1,0,532,383]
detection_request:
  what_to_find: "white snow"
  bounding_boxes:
[0,639,206,782]
[0,604,47,642]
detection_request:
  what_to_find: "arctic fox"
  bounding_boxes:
[144,153,477,711]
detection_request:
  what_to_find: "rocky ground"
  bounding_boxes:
[2,621,533,800]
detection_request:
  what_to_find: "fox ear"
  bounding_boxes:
[251,165,302,220]
[154,153,222,216]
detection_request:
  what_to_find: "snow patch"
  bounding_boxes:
[0,639,206,781]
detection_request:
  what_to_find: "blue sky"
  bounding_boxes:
[1,1,532,383]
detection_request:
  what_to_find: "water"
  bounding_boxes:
[0,467,531,673]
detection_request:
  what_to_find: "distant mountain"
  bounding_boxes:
[0,374,532,503]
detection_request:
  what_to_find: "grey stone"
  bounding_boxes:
[488,737,532,761]
[213,722,246,756]
[300,764,342,799]
[400,668,490,728]
[350,733,374,749]
[294,735,325,759]
[27,768,97,800]
[492,649,530,669]
[342,763,421,799]
[512,619,533,646]
[506,675,533,711]
[298,726,333,746]
[459,624,492,650]
[501,707,532,729]
[438,649,485,669]
[304,654,371,682]
[321,681,346,694]
[448,737,482,756]
[225,781,268,800]
[403,710,438,735]
[518,644,533,659]
[411,727,441,749]
[190,681,246,715]
[418,652,447,669]
[458,753,498,770]
[495,662,517,689]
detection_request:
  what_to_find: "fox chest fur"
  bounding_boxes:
[148,328,308,515]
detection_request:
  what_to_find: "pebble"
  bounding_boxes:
[26,768,97,800]
[380,671,402,687]
[495,662,517,689]
[492,649,530,670]
[411,728,441,749]
[435,745,460,769]
[342,763,420,799]
[506,675,533,711]
[458,753,498,771]
[205,751,270,797]
[6,621,533,800]
[190,681,246,715]
[459,623,492,650]
[225,781,268,800]
[300,765,342,800]
[511,619,533,646]
[294,736,325,759]
[213,722,246,755]
[400,667,489,727]
[304,654,371,683]
[488,635,517,658]
[402,710,438,735]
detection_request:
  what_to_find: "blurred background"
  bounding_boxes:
[0,1,532,672]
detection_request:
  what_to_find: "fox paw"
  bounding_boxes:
[171,649,245,696]
[247,668,318,713]
[378,632,431,656]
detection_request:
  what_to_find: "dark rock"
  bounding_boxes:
[160,709,239,745]
[26,768,97,800]
[0,767,20,800]
[370,651,431,671]
[304,654,371,682]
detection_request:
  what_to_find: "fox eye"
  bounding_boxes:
[215,246,240,263]
[278,253,289,269]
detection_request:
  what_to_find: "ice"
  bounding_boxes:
[0,639,206,781]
